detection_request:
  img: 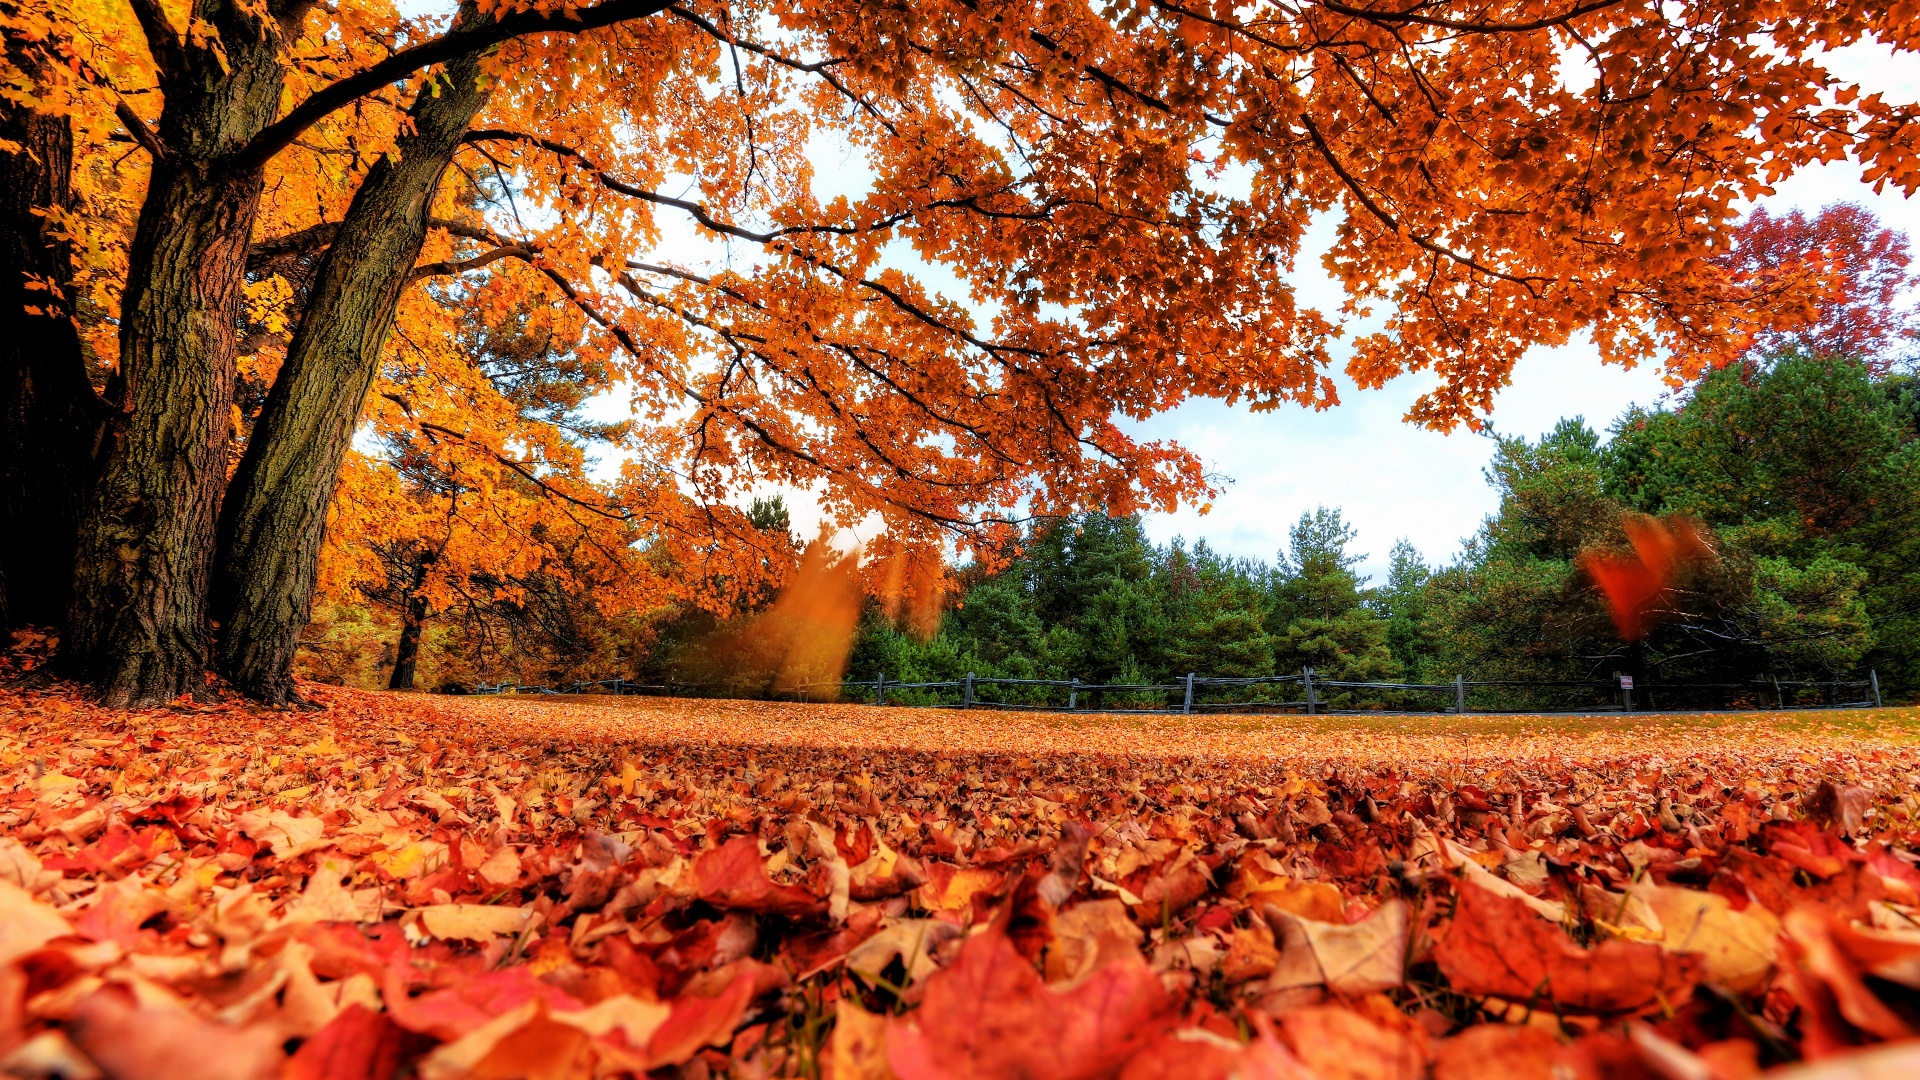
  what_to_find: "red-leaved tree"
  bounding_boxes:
[1718,203,1920,372]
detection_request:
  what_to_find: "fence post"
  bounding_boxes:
[964,672,974,708]
[875,673,886,707]
[1068,678,1079,711]
[1183,672,1196,714]
[1872,670,1883,708]
[1302,668,1315,715]
[1454,674,1465,714]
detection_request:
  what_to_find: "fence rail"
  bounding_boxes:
[471,668,1885,714]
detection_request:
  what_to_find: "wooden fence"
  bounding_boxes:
[472,668,1884,714]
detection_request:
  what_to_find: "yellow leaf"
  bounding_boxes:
[417,903,534,942]
[233,809,330,859]
[0,880,72,965]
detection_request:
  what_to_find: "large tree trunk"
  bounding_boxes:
[388,594,426,691]
[64,0,310,706]
[214,42,491,703]
[0,57,105,628]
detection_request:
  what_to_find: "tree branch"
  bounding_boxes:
[1297,112,1545,294]
[464,128,1049,361]
[409,243,538,281]
[232,0,677,175]
[1313,0,1628,34]
[114,100,168,162]
[124,0,188,84]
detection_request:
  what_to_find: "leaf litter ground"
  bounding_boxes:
[5,671,1920,1079]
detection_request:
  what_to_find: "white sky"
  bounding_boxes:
[571,27,1920,583]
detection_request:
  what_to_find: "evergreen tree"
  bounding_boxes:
[1375,539,1435,680]
[1269,508,1393,686]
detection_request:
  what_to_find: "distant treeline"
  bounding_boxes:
[837,351,1920,707]
[315,351,1920,704]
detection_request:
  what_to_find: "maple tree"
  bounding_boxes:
[5,0,1920,708]
[1715,204,1920,372]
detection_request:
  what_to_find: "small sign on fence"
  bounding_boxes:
[1619,675,1634,690]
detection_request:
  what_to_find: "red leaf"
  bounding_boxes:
[885,920,1175,1079]
[67,984,284,1080]
[645,968,758,1068]
[1577,514,1713,641]
[691,836,825,916]
[1765,821,1857,880]
[1434,880,1701,1014]
[285,1005,409,1080]
[384,965,583,1041]
[1119,1016,1316,1079]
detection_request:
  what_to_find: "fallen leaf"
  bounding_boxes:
[1280,1004,1428,1080]
[234,809,331,859]
[283,859,381,925]
[1432,1024,1557,1080]
[0,838,61,894]
[67,984,284,1080]
[691,836,824,917]
[416,999,590,1080]
[1119,1020,1318,1080]
[0,879,72,963]
[284,1004,408,1080]
[1046,898,1147,983]
[416,904,534,943]
[644,968,758,1069]
[1764,1042,1920,1078]
[915,863,1003,917]
[1784,907,1915,1041]
[1626,880,1780,993]
[1271,900,1409,997]
[1434,880,1701,1013]
[845,918,963,987]
[0,1031,103,1080]
[823,999,894,1080]
[1130,850,1213,924]
[1221,925,1281,985]
[475,846,522,888]
[885,921,1174,1079]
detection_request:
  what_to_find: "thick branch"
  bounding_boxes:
[113,100,168,161]
[124,0,188,84]
[234,0,677,174]
[250,216,494,269]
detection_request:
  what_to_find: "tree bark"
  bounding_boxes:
[214,41,491,703]
[65,0,312,706]
[389,594,426,690]
[0,52,106,628]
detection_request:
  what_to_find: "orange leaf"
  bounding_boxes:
[690,836,826,917]
[1433,880,1702,1013]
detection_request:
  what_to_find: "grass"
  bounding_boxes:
[435,691,1920,764]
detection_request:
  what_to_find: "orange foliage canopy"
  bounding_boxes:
[8,0,1920,694]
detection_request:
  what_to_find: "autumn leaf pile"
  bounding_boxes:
[4,671,1920,1079]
